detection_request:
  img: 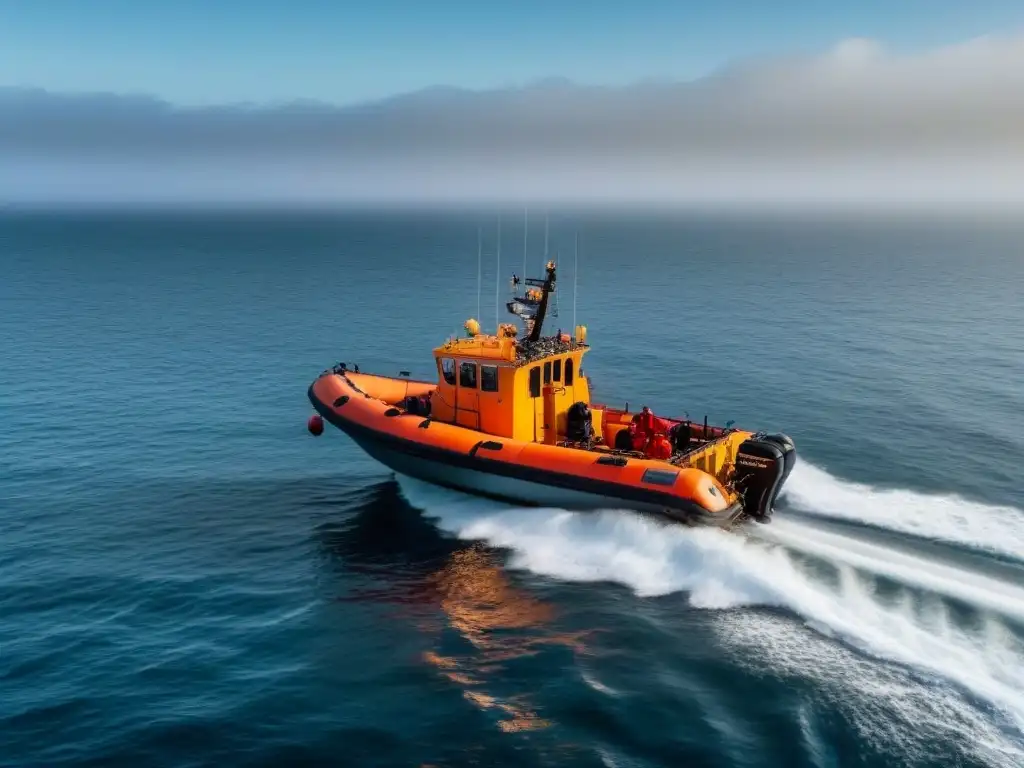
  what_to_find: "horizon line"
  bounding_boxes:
[5,199,1024,217]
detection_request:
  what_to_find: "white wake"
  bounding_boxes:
[395,463,1024,761]
[782,461,1024,562]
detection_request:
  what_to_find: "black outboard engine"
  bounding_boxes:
[733,432,797,523]
[764,432,796,481]
[566,401,594,443]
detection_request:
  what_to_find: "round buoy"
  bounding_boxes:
[307,413,324,436]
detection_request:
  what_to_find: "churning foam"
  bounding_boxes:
[756,518,1024,622]
[782,461,1024,562]
[395,463,1024,751]
[715,611,1024,768]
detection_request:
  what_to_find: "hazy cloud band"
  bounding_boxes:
[3,34,1024,206]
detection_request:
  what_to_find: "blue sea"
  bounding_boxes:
[2,209,1023,767]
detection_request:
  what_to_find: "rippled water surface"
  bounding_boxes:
[2,210,1023,767]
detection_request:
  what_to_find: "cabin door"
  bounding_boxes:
[455,361,480,430]
[478,364,504,436]
[529,363,546,442]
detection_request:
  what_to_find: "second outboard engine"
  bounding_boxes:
[566,401,594,443]
[733,433,797,523]
[764,432,796,482]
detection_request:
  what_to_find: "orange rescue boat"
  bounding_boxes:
[307,260,795,527]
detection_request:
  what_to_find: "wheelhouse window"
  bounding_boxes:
[565,358,574,385]
[459,361,478,388]
[440,357,456,385]
[481,365,499,392]
[553,358,562,382]
[529,366,541,398]
[543,361,552,384]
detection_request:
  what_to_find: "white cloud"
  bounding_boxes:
[2,33,1023,207]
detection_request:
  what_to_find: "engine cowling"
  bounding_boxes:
[733,433,796,523]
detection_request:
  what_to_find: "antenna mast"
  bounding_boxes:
[476,226,482,322]
[522,208,528,281]
[495,216,501,331]
[526,262,557,344]
[573,231,578,333]
[544,211,549,265]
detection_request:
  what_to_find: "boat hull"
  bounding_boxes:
[308,375,746,528]
[348,428,743,526]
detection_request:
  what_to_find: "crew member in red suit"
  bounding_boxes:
[631,406,671,455]
[633,406,669,440]
[629,421,646,452]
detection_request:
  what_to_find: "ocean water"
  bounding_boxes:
[2,209,1023,767]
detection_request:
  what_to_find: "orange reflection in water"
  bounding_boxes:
[421,544,590,734]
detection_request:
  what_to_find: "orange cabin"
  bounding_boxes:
[428,324,599,444]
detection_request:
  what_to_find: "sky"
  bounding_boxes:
[2,0,1022,105]
[2,1,1024,207]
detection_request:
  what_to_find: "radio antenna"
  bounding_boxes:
[544,211,549,265]
[522,208,528,282]
[495,216,501,331]
[573,231,579,332]
[476,226,482,322]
